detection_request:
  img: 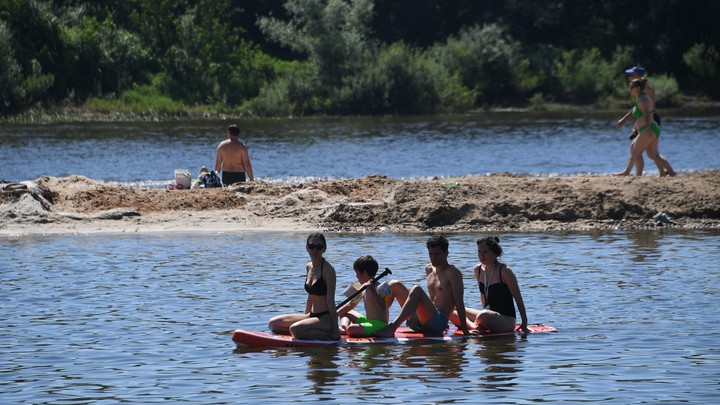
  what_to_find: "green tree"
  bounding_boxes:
[554,48,616,103]
[0,21,24,112]
[430,24,531,105]
[0,0,60,107]
[258,0,376,89]
[683,43,720,97]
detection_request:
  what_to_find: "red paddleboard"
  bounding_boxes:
[231,329,341,348]
[467,323,557,337]
[232,324,555,347]
[344,327,462,344]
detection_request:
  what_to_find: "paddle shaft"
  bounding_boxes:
[335,268,392,310]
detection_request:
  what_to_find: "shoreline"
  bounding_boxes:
[2,171,719,236]
[3,98,720,124]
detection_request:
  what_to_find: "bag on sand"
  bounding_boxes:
[200,170,223,188]
[174,169,192,189]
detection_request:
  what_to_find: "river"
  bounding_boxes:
[1,113,719,404]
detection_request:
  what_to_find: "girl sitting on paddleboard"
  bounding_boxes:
[469,236,529,335]
[268,233,340,340]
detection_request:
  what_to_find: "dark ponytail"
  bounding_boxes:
[477,236,503,257]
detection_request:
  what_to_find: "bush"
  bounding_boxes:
[651,74,681,107]
[335,43,439,114]
[528,92,547,111]
[0,21,24,113]
[554,48,616,103]
[683,43,720,97]
[84,84,184,114]
[246,62,324,117]
[429,24,526,105]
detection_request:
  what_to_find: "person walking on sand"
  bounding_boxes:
[375,235,470,338]
[215,124,254,185]
[615,67,676,176]
[267,233,340,340]
[615,78,676,176]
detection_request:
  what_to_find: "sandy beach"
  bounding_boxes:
[1,171,719,235]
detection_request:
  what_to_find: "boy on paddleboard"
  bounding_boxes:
[376,235,471,338]
[337,256,410,337]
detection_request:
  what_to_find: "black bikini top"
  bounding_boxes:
[304,259,327,296]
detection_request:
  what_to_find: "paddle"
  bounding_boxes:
[335,267,392,310]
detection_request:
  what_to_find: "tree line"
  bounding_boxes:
[1,0,719,117]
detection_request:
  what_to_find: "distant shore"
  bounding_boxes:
[3,96,720,124]
[2,171,719,235]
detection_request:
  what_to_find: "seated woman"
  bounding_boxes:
[469,236,529,334]
[267,233,340,340]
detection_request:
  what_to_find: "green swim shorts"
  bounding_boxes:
[355,314,388,336]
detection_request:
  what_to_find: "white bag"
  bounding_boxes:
[174,169,192,189]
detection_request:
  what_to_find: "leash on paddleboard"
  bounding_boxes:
[335,268,392,310]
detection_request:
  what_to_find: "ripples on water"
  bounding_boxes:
[1,230,719,403]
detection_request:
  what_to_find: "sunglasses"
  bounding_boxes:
[307,243,325,250]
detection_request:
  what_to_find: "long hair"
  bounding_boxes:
[629,78,647,91]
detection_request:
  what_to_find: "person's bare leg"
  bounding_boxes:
[632,131,656,176]
[389,280,409,307]
[268,313,307,334]
[646,139,666,176]
[614,142,636,176]
[648,138,676,176]
[375,286,435,337]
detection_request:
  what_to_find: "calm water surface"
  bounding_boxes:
[1,113,718,185]
[2,230,719,404]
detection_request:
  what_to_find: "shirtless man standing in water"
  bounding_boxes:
[375,235,470,338]
[215,124,254,185]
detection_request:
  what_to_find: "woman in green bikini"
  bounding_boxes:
[615,78,676,176]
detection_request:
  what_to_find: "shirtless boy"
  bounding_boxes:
[375,235,470,337]
[215,124,254,185]
[336,255,390,337]
[337,255,411,337]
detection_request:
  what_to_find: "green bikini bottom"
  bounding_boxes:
[638,122,661,138]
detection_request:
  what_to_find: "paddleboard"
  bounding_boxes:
[467,323,557,337]
[232,324,556,347]
[231,329,341,348]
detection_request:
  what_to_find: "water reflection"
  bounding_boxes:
[624,229,666,262]
[473,337,522,388]
[344,340,468,380]
[302,346,342,394]
[397,342,467,378]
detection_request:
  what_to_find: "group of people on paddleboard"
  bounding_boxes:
[267,233,529,340]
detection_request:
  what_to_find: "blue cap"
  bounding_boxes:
[625,66,646,76]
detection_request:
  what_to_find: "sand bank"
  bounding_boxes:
[1,171,719,235]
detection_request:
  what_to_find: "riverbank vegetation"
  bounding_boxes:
[2,0,719,121]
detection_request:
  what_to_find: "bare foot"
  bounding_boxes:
[613,172,630,177]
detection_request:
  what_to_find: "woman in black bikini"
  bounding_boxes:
[268,233,340,340]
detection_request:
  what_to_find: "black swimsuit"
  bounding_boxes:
[478,265,516,319]
[305,259,328,296]
[305,259,329,317]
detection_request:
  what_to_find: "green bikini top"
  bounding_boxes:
[631,100,644,118]
[632,98,656,119]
